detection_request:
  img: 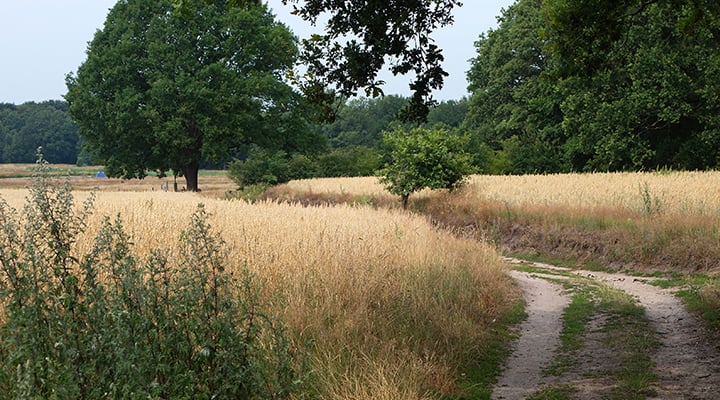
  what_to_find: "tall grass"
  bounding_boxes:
[284,173,720,272]
[0,162,297,398]
[277,173,720,330]
[289,171,720,216]
[0,183,515,398]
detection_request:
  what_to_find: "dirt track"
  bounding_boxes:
[494,258,720,400]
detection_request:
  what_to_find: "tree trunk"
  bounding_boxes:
[401,194,409,209]
[182,161,200,192]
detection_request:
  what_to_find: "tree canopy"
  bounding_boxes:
[379,127,473,208]
[285,0,462,122]
[66,0,318,191]
[543,0,720,74]
[0,101,80,164]
[465,0,720,173]
[187,0,464,122]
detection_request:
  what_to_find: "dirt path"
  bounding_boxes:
[496,258,720,399]
[492,271,570,400]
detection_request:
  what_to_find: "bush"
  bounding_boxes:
[317,146,381,177]
[0,154,300,399]
[228,147,291,187]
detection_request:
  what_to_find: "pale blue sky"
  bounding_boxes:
[0,0,514,104]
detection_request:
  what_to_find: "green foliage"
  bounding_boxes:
[66,0,317,191]
[228,147,292,187]
[228,145,380,188]
[465,0,720,173]
[286,0,462,122]
[465,0,565,174]
[426,98,468,128]
[316,95,408,149]
[543,0,720,75]
[0,101,80,164]
[314,95,467,151]
[316,146,381,177]
[379,127,473,208]
[0,154,301,398]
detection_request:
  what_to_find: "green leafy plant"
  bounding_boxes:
[639,182,662,216]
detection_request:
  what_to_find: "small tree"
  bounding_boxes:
[379,127,474,209]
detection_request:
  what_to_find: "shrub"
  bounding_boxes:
[0,154,300,399]
[228,146,291,187]
[316,146,381,177]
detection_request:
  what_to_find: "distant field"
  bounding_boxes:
[0,163,102,178]
[0,163,236,198]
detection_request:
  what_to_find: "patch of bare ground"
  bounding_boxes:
[492,271,570,400]
[500,258,720,400]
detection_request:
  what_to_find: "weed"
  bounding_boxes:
[639,182,662,216]
[527,384,576,400]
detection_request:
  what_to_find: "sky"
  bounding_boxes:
[0,0,514,105]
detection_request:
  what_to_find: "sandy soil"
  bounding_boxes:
[495,258,720,400]
[492,271,570,400]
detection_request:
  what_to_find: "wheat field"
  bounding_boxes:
[288,171,720,216]
[0,186,514,398]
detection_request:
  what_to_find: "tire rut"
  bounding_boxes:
[492,270,570,400]
[498,258,720,399]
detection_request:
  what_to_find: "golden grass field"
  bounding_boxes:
[0,169,515,398]
[288,171,720,216]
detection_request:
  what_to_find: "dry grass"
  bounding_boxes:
[468,172,720,216]
[0,186,515,398]
[288,171,720,216]
[280,173,720,273]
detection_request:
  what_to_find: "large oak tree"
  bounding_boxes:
[66,0,310,191]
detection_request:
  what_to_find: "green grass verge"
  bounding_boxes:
[450,300,527,400]
[545,286,595,377]
[598,286,659,399]
[650,274,720,331]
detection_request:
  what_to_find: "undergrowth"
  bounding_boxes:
[0,154,300,399]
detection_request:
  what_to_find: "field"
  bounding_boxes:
[2,166,719,398]
[0,163,235,198]
[287,171,720,216]
[0,167,517,399]
[281,171,720,274]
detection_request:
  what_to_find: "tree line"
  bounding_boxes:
[0,101,81,164]
[5,0,719,183]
